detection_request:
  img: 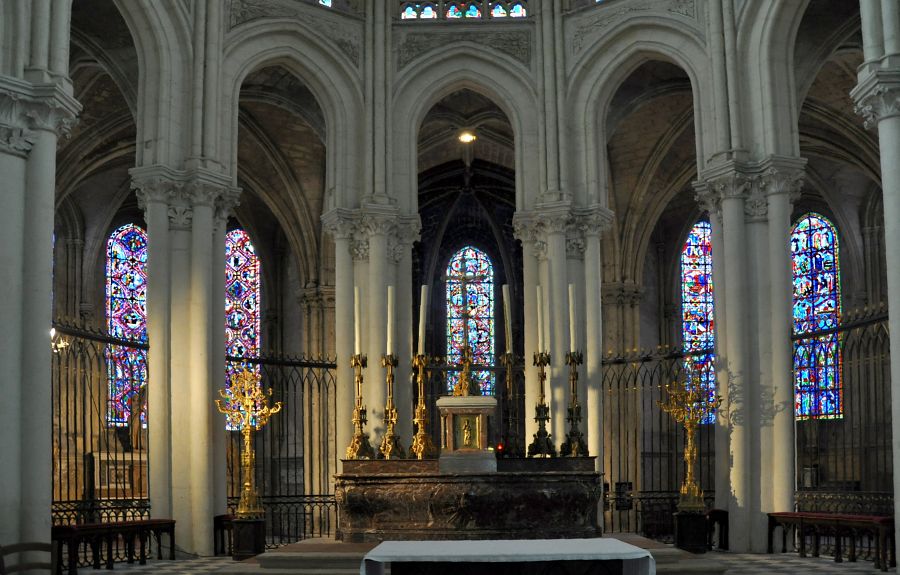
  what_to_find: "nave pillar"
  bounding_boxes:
[0,0,80,544]
[696,156,804,553]
[852,0,900,563]
[132,168,240,556]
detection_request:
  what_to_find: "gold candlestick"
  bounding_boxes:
[346,354,375,460]
[216,369,282,519]
[658,380,719,512]
[560,351,588,457]
[527,351,556,458]
[378,354,405,459]
[410,354,437,459]
[500,352,522,457]
[452,344,480,397]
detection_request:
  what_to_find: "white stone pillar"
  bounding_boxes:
[322,210,357,470]
[513,213,540,450]
[0,115,30,547]
[134,176,174,521]
[761,161,805,514]
[853,66,900,567]
[860,0,885,62]
[392,217,420,445]
[539,209,570,444]
[707,168,752,551]
[363,210,393,439]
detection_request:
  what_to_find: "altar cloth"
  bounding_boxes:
[361,538,655,575]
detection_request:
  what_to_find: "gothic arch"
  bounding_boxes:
[222,21,365,206]
[566,21,712,207]
[392,43,540,212]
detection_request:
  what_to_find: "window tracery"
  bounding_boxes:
[400,1,526,19]
[446,246,495,394]
[225,229,261,428]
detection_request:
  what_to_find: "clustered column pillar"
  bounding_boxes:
[852,1,900,563]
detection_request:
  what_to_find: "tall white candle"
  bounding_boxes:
[354,286,361,355]
[386,285,394,355]
[569,283,577,352]
[418,285,428,355]
[502,284,512,354]
[536,285,544,352]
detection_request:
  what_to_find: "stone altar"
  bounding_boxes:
[335,458,602,542]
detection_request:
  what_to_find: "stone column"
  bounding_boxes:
[704,167,752,551]
[134,175,174,521]
[761,160,805,514]
[513,214,541,448]
[852,36,900,563]
[322,209,357,470]
[392,216,421,445]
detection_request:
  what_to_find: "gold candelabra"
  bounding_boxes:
[346,354,375,460]
[527,351,556,458]
[410,354,437,459]
[378,354,405,459]
[658,380,719,512]
[560,351,588,457]
[500,352,522,457]
[216,369,282,519]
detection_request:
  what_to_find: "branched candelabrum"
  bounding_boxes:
[378,354,406,459]
[500,352,522,457]
[216,369,282,519]
[346,354,375,460]
[560,351,588,457]
[527,351,556,458]
[410,354,437,459]
[658,380,720,512]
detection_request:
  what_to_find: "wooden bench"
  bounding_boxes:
[52,519,175,575]
[767,511,895,571]
[213,514,235,556]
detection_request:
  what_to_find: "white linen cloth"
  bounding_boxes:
[361,538,655,575]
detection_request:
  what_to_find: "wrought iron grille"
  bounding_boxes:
[225,354,338,547]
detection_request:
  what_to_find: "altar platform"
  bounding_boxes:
[334,458,602,542]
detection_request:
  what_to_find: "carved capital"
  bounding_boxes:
[744,184,768,222]
[693,181,720,217]
[512,212,540,243]
[350,238,370,261]
[708,171,751,201]
[186,180,226,208]
[322,208,360,240]
[533,240,548,262]
[215,186,242,225]
[0,125,35,156]
[359,205,399,237]
[132,175,183,212]
[572,205,614,237]
[852,70,900,130]
[167,205,193,230]
[566,237,585,260]
[395,215,422,246]
[759,166,804,204]
[0,78,80,152]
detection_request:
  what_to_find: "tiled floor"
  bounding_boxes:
[72,552,892,574]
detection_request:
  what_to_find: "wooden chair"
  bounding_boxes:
[0,542,57,574]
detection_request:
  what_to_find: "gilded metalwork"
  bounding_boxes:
[410,353,437,459]
[527,351,556,458]
[560,351,588,457]
[500,352,522,457]
[346,354,375,460]
[452,344,480,396]
[658,380,719,512]
[216,368,282,519]
[378,354,405,459]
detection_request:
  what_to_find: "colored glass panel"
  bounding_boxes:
[421,5,437,18]
[492,4,508,17]
[465,3,482,17]
[680,221,716,424]
[447,4,463,17]
[105,224,148,426]
[446,246,495,394]
[510,3,526,17]
[225,229,262,428]
[791,213,842,419]
[402,5,418,18]
[319,0,332,6]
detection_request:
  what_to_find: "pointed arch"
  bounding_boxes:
[791,212,842,418]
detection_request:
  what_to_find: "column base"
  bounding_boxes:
[674,511,708,554]
[232,518,266,561]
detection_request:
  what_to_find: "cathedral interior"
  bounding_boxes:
[1,0,899,570]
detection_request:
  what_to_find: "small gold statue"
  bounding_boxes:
[463,419,473,447]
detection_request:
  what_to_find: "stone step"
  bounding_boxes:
[651,548,728,574]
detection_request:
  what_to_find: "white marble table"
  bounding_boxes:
[361,538,655,575]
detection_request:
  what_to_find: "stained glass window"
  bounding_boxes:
[318,0,332,6]
[446,4,463,17]
[105,224,148,426]
[225,229,262,428]
[464,3,482,17]
[402,5,418,18]
[681,221,716,424]
[792,213,842,419]
[509,3,526,17]
[446,246,495,394]
[492,4,507,17]
[421,5,437,18]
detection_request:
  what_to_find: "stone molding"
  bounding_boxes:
[697,156,806,223]
[851,69,900,130]
[321,208,359,240]
[396,28,532,69]
[131,166,236,229]
[601,282,643,306]
[167,205,194,230]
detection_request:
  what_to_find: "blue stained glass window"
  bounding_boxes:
[421,5,437,18]
[680,221,716,424]
[492,4,508,17]
[446,246,495,394]
[318,0,332,6]
[447,4,463,18]
[509,3,526,17]
[791,213,842,419]
[464,3,482,17]
[402,5,418,19]
[225,229,262,428]
[105,224,148,426]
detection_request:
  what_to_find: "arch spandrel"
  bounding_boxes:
[222,21,366,208]
[391,44,540,213]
